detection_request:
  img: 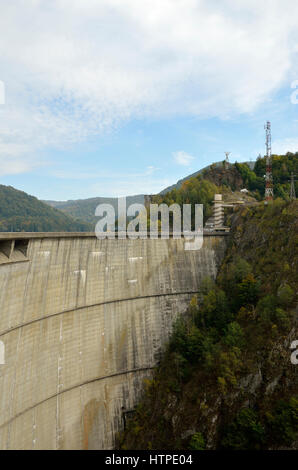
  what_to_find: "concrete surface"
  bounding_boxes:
[0,234,227,449]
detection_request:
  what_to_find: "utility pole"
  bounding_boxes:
[289,172,296,200]
[264,121,274,201]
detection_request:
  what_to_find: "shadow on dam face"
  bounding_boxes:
[0,233,227,449]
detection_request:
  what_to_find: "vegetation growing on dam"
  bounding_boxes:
[118,199,298,450]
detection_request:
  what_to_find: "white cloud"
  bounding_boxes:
[50,165,160,180]
[272,138,298,154]
[173,150,194,166]
[0,80,5,104]
[0,0,298,174]
[89,177,170,198]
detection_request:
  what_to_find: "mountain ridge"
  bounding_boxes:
[0,184,93,232]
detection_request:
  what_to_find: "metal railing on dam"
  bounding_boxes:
[0,232,228,449]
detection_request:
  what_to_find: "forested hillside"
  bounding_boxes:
[0,185,92,232]
[152,176,219,224]
[44,195,146,225]
[1,152,296,232]
[41,153,298,230]
[234,152,298,200]
[119,199,298,450]
[152,153,297,229]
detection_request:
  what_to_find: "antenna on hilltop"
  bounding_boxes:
[264,121,273,201]
[224,152,231,164]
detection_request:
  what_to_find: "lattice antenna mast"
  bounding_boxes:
[290,172,296,200]
[264,121,273,201]
[225,152,231,164]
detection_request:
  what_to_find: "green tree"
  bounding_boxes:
[223,322,245,348]
[277,284,294,308]
[221,408,265,450]
[189,432,205,450]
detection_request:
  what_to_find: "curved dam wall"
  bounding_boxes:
[0,233,227,450]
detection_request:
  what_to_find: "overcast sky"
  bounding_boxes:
[0,0,298,199]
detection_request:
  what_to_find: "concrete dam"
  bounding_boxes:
[0,232,227,450]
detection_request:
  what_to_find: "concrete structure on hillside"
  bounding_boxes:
[205,194,245,232]
[0,232,228,450]
[213,194,225,227]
